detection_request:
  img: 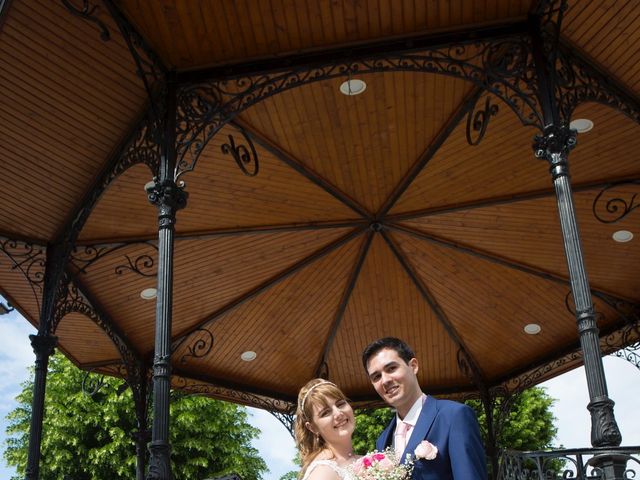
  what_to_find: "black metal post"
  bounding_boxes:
[533,125,622,448]
[24,334,57,480]
[145,76,187,480]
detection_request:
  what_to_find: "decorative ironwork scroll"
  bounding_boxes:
[592,180,640,224]
[175,37,547,180]
[269,411,295,438]
[498,446,640,480]
[60,0,110,41]
[466,96,499,146]
[178,328,215,365]
[221,128,259,177]
[69,242,158,277]
[81,369,106,397]
[0,236,46,312]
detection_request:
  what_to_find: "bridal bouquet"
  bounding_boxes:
[349,449,413,480]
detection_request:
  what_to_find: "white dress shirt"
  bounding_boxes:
[393,393,426,452]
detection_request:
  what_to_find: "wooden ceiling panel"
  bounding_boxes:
[174,124,361,231]
[399,190,640,301]
[390,96,548,216]
[173,235,365,397]
[564,0,640,92]
[78,164,158,243]
[329,234,467,397]
[55,312,121,366]
[120,0,532,70]
[390,231,623,382]
[240,74,474,214]
[0,1,147,241]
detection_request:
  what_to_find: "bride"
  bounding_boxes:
[295,379,361,480]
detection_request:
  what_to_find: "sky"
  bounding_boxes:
[1,306,639,480]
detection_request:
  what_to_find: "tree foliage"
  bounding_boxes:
[351,388,557,468]
[4,353,267,480]
[466,387,558,451]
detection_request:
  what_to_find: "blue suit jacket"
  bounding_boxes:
[376,396,487,480]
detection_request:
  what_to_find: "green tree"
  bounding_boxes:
[352,407,394,454]
[466,388,558,451]
[4,353,267,480]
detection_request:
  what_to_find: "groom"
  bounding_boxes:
[362,337,487,480]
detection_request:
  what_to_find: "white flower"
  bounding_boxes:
[414,440,438,460]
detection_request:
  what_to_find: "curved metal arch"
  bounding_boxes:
[174,36,545,180]
[69,241,158,277]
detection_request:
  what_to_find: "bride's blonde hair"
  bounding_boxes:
[294,378,349,477]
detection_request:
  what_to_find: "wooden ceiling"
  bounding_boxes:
[1,0,639,411]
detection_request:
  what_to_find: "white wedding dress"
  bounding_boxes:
[301,459,355,480]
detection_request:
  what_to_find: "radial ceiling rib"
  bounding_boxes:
[76,220,368,247]
[232,120,371,219]
[377,86,483,218]
[387,223,637,305]
[380,229,487,386]
[314,229,375,378]
[170,226,367,346]
[176,21,527,84]
[387,175,640,221]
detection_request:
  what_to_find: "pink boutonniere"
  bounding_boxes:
[414,440,438,460]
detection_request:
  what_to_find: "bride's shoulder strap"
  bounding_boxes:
[301,460,343,480]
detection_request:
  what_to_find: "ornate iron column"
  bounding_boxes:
[24,243,63,480]
[533,126,621,448]
[25,334,57,480]
[145,76,187,480]
[528,1,622,451]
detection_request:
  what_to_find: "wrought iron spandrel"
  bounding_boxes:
[498,446,640,480]
[175,328,215,365]
[174,37,549,180]
[0,236,46,313]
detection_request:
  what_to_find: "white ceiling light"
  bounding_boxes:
[569,118,594,133]
[339,79,366,96]
[524,323,541,335]
[240,351,257,362]
[612,230,633,243]
[140,287,157,300]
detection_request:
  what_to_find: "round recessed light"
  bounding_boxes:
[612,230,633,243]
[339,79,366,96]
[140,287,157,300]
[569,118,594,133]
[524,323,541,335]
[240,351,257,362]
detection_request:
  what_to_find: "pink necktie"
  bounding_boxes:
[394,421,410,458]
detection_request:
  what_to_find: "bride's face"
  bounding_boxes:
[307,397,355,444]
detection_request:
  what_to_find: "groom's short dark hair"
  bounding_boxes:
[362,337,416,370]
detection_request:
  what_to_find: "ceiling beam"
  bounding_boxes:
[176,20,528,85]
[232,120,372,219]
[170,225,367,346]
[387,223,638,304]
[377,86,483,218]
[380,229,488,387]
[386,175,640,221]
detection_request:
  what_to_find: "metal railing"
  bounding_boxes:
[498,446,640,480]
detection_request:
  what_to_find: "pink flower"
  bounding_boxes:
[373,453,386,462]
[414,440,438,460]
[376,456,394,471]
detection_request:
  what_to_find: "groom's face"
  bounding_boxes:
[366,348,422,417]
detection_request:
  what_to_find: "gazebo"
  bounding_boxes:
[1,0,639,479]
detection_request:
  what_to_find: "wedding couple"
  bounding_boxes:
[294,337,487,480]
